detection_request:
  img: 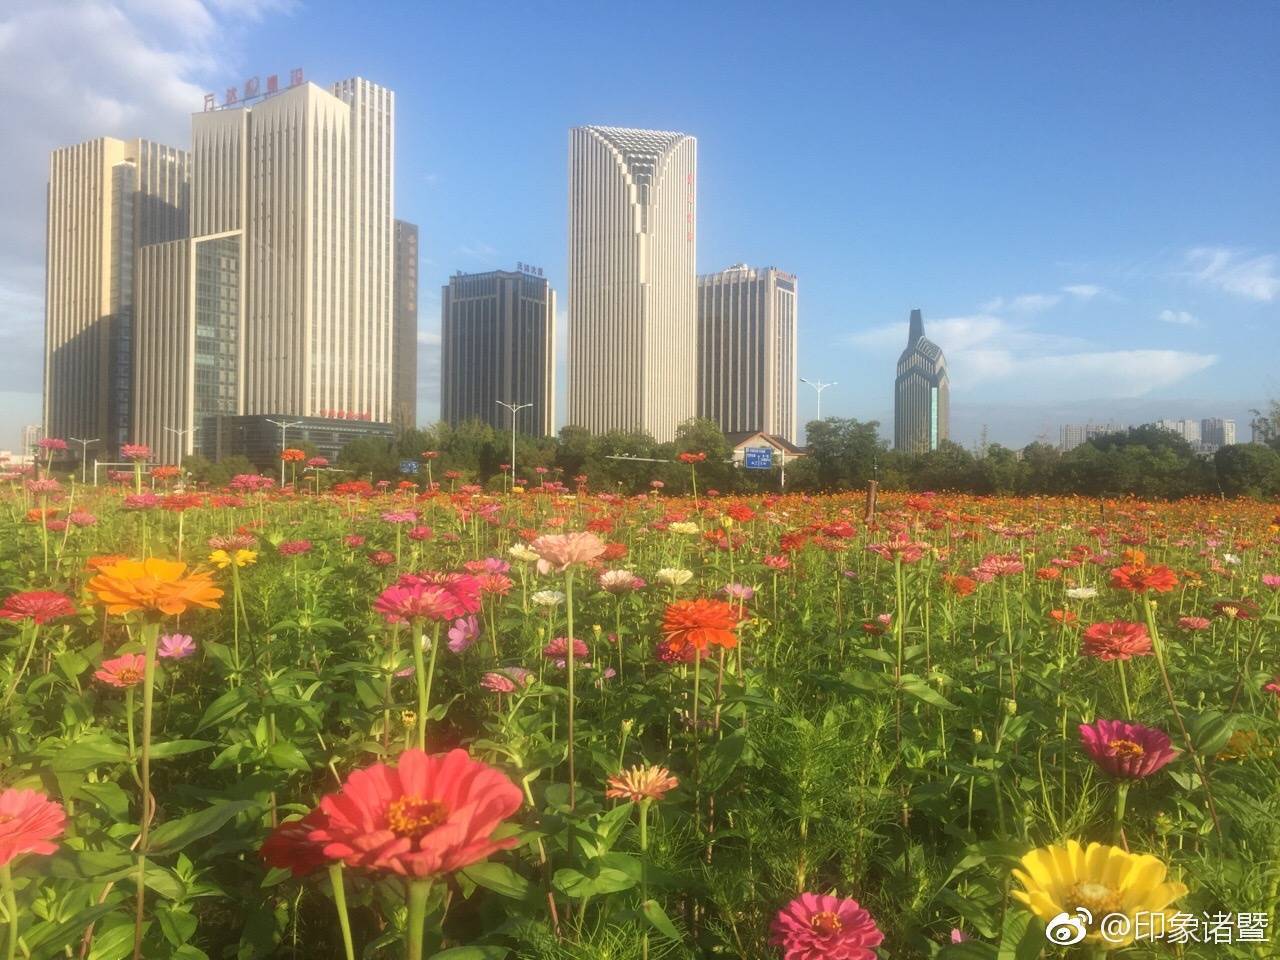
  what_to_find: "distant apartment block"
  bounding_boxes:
[1157,418,1202,446]
[1059,422,1121,452]
[393,220,419,431]
[440,266,556,436]
[1200,417,1235,450]
[697,264,798,443]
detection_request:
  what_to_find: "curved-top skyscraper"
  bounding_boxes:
[568,126,697,442]
[894,309,949,452]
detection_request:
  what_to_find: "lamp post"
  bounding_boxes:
[163,426,199,467]
[67,437,100,485]
[800,378,837,423]
[266,419,303,485]
[495,401,532,490]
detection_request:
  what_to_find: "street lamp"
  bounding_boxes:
[800,378,837,423]
[266,419,303,485]
[163,425,199,467]
[67,437,100,485]
[495,401,532,490]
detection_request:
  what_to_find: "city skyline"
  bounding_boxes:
[2,2,1276,451]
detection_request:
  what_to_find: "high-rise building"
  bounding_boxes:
[1059,422,1121,452]
[1201,418,1236,449]
[440,267,555,436]
[696,264,798,442]
[44,137,189,457]
[393,220,419,431]
[568,125,696,442]
[49,74,399,465]
[894,309,949,453]
[1157,418,1202,446]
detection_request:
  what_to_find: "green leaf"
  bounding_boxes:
[939,942,998,959]
[426,948,509,960]
[47,737,129,771]
[149,800,257,856]
[266,742,310,771]
[996,908,1044,960]
[156,905,198,946]
[88,920,143,960]
[900,676,959,710]
[150,739,215,759]
[641,899,682,941]
[459,861,529,899]
[700,729,746,791]
[194,686,254,732]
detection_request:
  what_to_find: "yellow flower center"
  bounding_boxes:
[810,911,842,935]
[117,668,143,685]
[387,796,449,840]
[1108,738,1145,758]
[1069,881,1123,920]
[1222,606,1239,619]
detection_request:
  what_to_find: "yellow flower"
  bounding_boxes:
[1011,840,1187,949]
[208,549,258,569]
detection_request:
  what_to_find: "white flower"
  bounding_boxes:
[668,521,700,535]
[530,589,566,608]
[1223,553,1241,565]
[509,543,540,563]
[655,567,693,586]
[1065,587,1098,600]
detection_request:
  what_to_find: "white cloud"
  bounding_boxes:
[980,293,1062,314]
[1158,309,1199,327]
[1062,284,1102,299]
[1184,247,1279,302]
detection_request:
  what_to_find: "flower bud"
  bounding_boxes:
[972,728,984,744]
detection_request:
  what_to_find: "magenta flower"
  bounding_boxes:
[381,510,417,524]
[158,634,196,660]
[770,892,884,960]
[1078,718,1178,780]
[374,583,463,624]
[447,615,481,653]
[278,540,313,557]
[1262,574,1280,589]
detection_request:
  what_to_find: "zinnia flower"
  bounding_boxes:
[0,788,66,866]
[530,532,606,574]
[1109,564,1178,593]
[261,809,333,878]
[1079,719,1177,779]
[0,590,76,625]
[654,568,693,587]
[308,748,522,877]
[770,892,885,960]
[1011,840,1187,948]
[158,633,197,660]
[605,765,679,803]
[661,598,740,653]
[599,570,645,593]
[95,653,147,688]
[542,636,589,661]
[89,558,223,617]
[208,548,258,569]
[1081,621,1152,661]
[119,443,151,461]
[1065,587,1099,600]
[375,582,466,625]
[1178,616,1211,631]
[278,540,313,556]
[530,590,565,608]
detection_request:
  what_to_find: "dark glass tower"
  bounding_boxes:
[894,309,949,453]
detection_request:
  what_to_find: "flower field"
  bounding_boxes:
[2,470,1279,959]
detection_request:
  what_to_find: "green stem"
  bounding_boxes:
[565,570,577,809]
[405,879,432,960]
[1114,781,1129,848]
[1116,659,1132,720]
[328,864,356,960]
[132,620,160,960]
[2,863,17,960]
[639,799,651,960]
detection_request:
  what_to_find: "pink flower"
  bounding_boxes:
[278,540,313,556]
[1261,574,1280,589]
[407,525,433,542]
[530,532,607,575]
[158,633,196,660]
[120,443,151,461]
[123,493,162,510]
[1178,616,1211,631]
[381,510,417,524]
[368,550,396,567]
[866,534,928,564]
[1263,676,1280,697]
[94,653,146,688]
[1081,621,1152,661]
[308,748,522,877]
[0,788,66,866]
[1,591,76,625]
[599,570,645,593]
[447,616,481,653]
[375,583,465,625]
[721,583,755,602]
[542,636,589,662]
[770,892,885,960]
[344,534,366,548]
[1078,719,1178,779]
[481,671,516,693]
[68,510,98,527]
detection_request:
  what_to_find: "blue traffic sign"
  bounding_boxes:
[399,459,419,474]
[743,447,774,470]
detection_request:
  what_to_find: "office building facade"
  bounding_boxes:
[894,309,949,453]
[568,125,696,441]
[393,220,419,431]
[440,267,555,436]
[696,264,798,442]
[1201,418,1236,449]
[44,137,189,457]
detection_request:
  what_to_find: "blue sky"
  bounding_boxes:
[1,0,1276,449]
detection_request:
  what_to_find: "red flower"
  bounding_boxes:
[678,451,707,464]
[1109,564,1178,593]
[261,809,333,878]
[661,598,740,653]
[0,591,76,625]
[0,788,66,866]
[770,892,884,960]
[1081,621,1152,661]
[1079,719,1177,780]
[308,748,522,877]
[1049,609,1078,626]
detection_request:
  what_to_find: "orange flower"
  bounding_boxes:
[280,448,307,463]
[662,598,740,653]
[1035,567,1061,581]
[606,764,679,803]
[943,574,977,596]
[88,557,223,617]
[1109,564,1178,593]
[1049,609,1078,626]
[86,554,131,571]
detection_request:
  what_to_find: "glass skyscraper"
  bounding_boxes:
[894,309,949,453]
